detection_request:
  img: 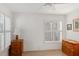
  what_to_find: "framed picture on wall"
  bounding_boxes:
[73,18,79,32]
[67,24,72,30]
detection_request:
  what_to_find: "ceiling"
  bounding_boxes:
[2,3,79,14]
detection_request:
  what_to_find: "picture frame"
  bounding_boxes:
[73,18,79,32]
[67,24,72,30]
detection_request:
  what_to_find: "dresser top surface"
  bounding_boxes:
[63,39,79,44]
[11,39,23,42]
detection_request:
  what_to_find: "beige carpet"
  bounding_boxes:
[22,50,66,56]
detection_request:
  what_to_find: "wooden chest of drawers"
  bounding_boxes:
[62,39,79,56]
[9,39,23,56]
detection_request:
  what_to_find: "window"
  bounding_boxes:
[0,14,11,51]
[44,21,62,42]
[44,22,57,42]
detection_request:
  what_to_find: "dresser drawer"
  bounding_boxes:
[11,43,21,47]
[10,49,21,56]
[63,41,74,49]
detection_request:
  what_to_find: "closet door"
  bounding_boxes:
[0,14,5,51]
[4,16,11,48]
[0,14,11,51]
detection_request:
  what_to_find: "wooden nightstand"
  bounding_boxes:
[9,39,23,56]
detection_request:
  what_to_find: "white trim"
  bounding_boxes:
[44,41,62,43]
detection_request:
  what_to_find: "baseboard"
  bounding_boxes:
[23,49,61,53]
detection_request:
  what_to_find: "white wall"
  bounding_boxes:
[66,9,79,40]
[14,13,66,51]
[0,4,12,56]
[0,4,12,17]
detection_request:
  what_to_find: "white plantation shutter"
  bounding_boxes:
[44,21,62,42]
[44,22,56,41]
[45,22,52,41]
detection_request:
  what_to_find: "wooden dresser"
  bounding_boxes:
[9,39,23,56]
[62,39,79,56]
